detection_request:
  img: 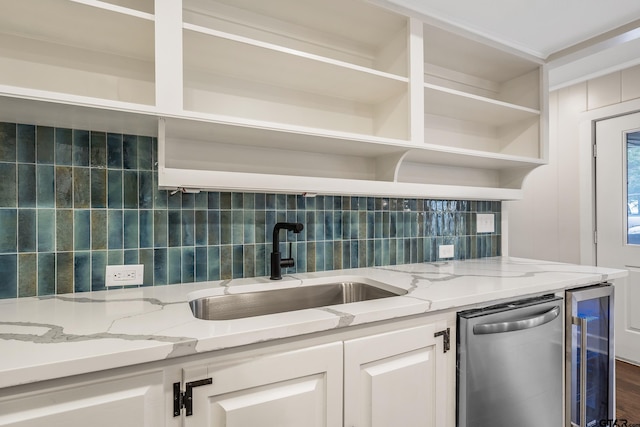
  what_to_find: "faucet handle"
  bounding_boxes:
[281,242,295,268]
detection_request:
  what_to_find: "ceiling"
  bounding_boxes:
[382,0,640,89]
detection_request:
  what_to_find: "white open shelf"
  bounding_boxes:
[181,0,411,141]
[0,0,155,107]
[0,0,548,201]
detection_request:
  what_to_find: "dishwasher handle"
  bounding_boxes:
[473,306,560,335]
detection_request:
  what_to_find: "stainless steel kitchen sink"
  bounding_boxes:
[189,281,407,320]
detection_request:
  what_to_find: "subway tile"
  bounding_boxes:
[342,240,350,269]
[295,241,306,273]
[123,170,138,209]
[37,165,55,208]
[255,244,266,277]
[56,210,74,252]
[0,254,17,298]
[0,164,17,208]
[56,166,73,208]
[138,136,153,170]
[90,131,107,167]
[108,210,123,249]
[37,209,55,252]
[18,209,36,252]
[231,210,244,245]
[18,253,37,297]
[56,252,74,294]
[207,211,220,246]
[207,192,220,210]
[17,124,35,163]
[195,192,207,210]
[153,210,168,248]
[107,133,123,169]
[232,245,243,278]
[0,121,505,299]
[244,210,255,244]
[168,210,182,247]
[123,249,138,265]
[220,245,232,280]
[36,126,55,164]
[0,209,18,254]
[154,248,168,285]
[374,239,382,266]
[195,246,207,282]
[38,252,56,296]
[0,122,17,162]
[123,135,138,170]
[73,167,91,208]
[138,210,152,249]
[91,210,107,250]
[153,174,167,209]
[167,190,182,209]
[55,128,73,166]
[90,168,107,208]
[324,242,333,271]
[91,250,107,291]
[243,244,255,278]
[72,129,90,166]
[139,248,154,285]
[182,210,195,246]
[305,241,317,272]
[181,247,194,283]
[207,246,220,281]
[168,247,182,284]
[230,192,243,210]
[107,170,123,209]
[195,210,207,246]
[182,193,194,209]
[74,252,91,292]
[74,210,91,251]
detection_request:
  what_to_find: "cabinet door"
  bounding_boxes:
[344,322,453,427]
[0,371,165,427]
[182,342,342,427]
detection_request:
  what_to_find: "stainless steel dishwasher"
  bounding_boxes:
[457,294,564,427]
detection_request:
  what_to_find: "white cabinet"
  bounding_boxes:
[177,342,343,427]
[0,315,454,427]
[344,320,454,427]
[0,0,548,200]
[0,370,165,427]
[172,315,455,427]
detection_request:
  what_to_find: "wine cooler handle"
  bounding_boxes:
[572,316,588,427]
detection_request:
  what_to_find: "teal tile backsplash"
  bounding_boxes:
[0,121,501,299]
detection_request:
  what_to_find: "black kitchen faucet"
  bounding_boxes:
[270,222,304,280]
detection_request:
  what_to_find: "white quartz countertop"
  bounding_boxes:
[0,257,626,389]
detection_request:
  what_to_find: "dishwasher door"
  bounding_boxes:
[457,295,564,427]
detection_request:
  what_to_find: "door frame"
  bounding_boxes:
[579,97,640,265]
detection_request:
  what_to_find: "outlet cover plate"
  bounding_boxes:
[105,264,144,287]
[438,244,454,259]
[476,214,495,233]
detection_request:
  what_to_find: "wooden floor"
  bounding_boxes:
[617,359,640,422]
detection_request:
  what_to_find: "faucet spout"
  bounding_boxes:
[270,222,304,280]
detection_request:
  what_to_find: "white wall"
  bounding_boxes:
[508,64,640,265]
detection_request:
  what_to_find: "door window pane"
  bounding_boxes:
[627,131,640,244]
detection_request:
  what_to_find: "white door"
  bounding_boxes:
[343,322,454,427]
[183,342,342,427]
[595,112,640,364]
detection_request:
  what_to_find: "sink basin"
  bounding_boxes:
[189,281,407,320]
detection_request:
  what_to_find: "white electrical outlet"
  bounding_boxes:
[105,264,144,287]
[438,244,454,259]
[476,214,495,233]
